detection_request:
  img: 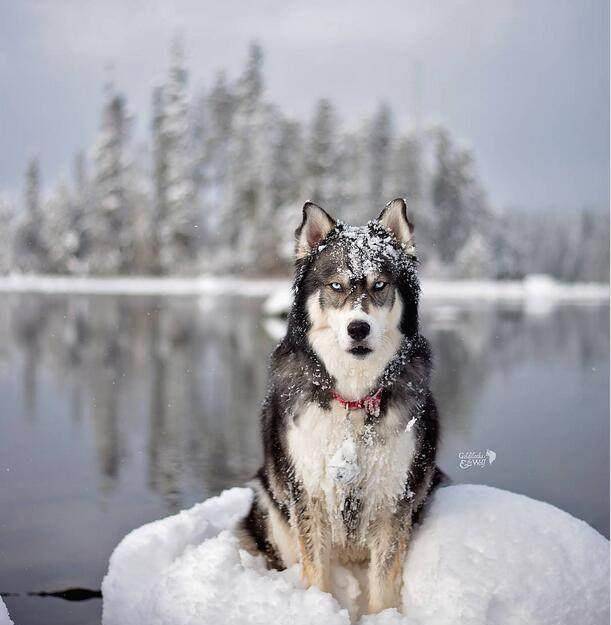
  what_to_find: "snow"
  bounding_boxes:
[102,484,609,625]
[328,437,360,486]
[263,285,293,315]
[421,277,609,302]
[0,274,291,297]
[0,597,12,625]
[0,274,606,303]
[337,222,411,280]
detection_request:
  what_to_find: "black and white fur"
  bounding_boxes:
[239,199,441,614]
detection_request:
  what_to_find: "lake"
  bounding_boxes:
[0,292,608,625]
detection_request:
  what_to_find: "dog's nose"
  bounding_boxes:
[347,320,370,341]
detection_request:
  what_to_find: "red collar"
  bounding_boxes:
[331,388,383,415]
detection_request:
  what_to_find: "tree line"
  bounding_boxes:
[0,41,607,281]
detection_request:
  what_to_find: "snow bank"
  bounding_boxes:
[0,597,13,625]
[0,274,607,302]
[0,274,291,297]
[102,484,609,625]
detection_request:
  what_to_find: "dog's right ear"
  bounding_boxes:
[295,202,336,259]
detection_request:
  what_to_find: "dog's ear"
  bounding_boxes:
[295,202,336,258]
[377,198,415,253]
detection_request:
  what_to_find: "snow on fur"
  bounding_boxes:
[102,484,609,625]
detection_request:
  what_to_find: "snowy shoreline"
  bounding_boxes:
[0,273,607,301]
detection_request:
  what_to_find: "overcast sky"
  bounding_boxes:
[1,0,608,212]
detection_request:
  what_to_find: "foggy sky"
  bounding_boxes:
[0,0,608,212]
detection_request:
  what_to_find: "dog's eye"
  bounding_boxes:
[329,282,343,292]
[373,281,387,291]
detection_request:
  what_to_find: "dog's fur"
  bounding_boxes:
[238,199,441,614]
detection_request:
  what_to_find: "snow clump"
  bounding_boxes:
[102,484,610,625]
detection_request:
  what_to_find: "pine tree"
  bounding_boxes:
[14,158,48,272]
[390,133,436,244]
[196,71,236,245]
[43,178,80,274]
[454,231,494,278]
[304,99,339,210]
[389,135,423,210]
[334,131,364,218]
[153,38,200,275]
[269,115,304,265]
[219,42,271,271]
[366,103,394,209]
[67,150,90,274]
[431,128,490,265]
[0,197,14,274]
[84,87,133,275]
[269,117,303,215]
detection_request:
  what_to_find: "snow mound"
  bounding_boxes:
[102,485,609,625]
[0,597,13,625]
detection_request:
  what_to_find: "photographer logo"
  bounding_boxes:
[458,449,496,469]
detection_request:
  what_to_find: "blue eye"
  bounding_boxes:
[373,281,387,291]
[329,282,343,292]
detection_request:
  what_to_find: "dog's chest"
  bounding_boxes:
[287,401,415,543]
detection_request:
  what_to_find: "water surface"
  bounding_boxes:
[0,293,608,625]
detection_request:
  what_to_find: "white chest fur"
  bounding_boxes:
[287,401,415,545]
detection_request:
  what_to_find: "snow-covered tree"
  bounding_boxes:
[387,133,437,257]
[389,135,423,211]
[195,71,236,244]
[0,197,14,274]
[431,128,491,264]
[366,103,394,209]
[268,117,302,219]
[334,131,365,219]
[267,115,304,266]
[304,99,339,210]
[218,42,275,271]
[42,178,80,274]
[82,86,134,275]
[5,41,606,283]
[14,158,48,273]
[153,39,200,275]
[454,231,495,278]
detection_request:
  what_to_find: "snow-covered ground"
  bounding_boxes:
[0,273,607,302]
[0,274,291,297]
[102,484,609,625]
[0,597,13,625]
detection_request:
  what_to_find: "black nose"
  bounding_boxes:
[347,320,370,341]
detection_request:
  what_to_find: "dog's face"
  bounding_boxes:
[293,200,419,396]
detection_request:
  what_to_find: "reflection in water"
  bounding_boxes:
[1,294,608,502]
[421,302,609,438]
[1,295,608,496]
[0,293,608,625]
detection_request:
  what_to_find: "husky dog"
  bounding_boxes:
[239,199,441,614]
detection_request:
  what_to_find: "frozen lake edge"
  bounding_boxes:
[0,273,607,301]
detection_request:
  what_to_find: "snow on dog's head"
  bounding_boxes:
[291,199,420,399]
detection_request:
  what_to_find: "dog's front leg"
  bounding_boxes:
[294,495,331,592]
[367,513,411,614]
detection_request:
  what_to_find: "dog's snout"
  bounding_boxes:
[347,320,370,341]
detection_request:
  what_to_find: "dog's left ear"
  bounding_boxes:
[295,201,336,258]
[377,198,415,253]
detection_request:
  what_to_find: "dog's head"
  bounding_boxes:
[290,199,420,396]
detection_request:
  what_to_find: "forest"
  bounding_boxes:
[1,41,608,282]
